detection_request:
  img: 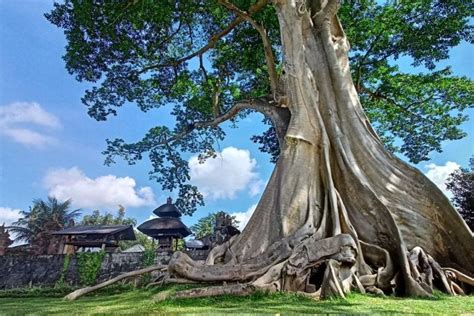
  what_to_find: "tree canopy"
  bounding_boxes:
[46,0,473,216]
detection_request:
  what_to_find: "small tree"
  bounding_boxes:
[80,205,136,226]
[446,157,474,232]
[191,211,239,239]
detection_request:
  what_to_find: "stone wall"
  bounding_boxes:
[1,254,73,289]
[0,252,173,289]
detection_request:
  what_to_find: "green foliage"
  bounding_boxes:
[80,206,136,226]
[190,211,239,239]
[360,68,473,162]
[140,248,156,285]
[55,254,72,288]
[171,238,185,251]
[8,197,81,249]
[338,0,474,162]
[76,251,106,286]
[46,0,474,208]
[142,249,155,267]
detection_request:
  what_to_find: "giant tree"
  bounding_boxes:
[48,0,474,299]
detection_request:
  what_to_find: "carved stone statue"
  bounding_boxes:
[214,212,240,246]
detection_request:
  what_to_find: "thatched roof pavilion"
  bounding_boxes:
[53,224,136,254]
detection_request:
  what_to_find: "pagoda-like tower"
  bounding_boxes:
[138,198,191,252]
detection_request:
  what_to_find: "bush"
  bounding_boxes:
[76,251,106,286]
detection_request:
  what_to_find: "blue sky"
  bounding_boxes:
[0,0,473,231]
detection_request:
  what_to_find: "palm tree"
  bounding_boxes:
[8,197,81,254]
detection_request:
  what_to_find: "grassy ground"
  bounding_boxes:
[0,285,473,315]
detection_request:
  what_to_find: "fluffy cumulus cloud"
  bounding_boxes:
[0,102,60,147]
[424,161,460,197]
[0,207,22,226]
[189,147,263,200]
[231,204,257,231]
[43,167,156,209]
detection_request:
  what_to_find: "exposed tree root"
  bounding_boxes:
[64,265,166,301]
[444,267,474,295]
[444,268,474,286]
[164,234,472,300]
[168,234,362,299]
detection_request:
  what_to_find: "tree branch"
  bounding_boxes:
[143,98,279,149]
[313,0,340,25]
[194,98,277,129]
[218,0,279,98]
[354,32,383,92]
[138,0,270,74]
[361,86,439,124]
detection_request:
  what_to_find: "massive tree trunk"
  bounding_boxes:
[67,0,474,301]
[167,0,474,298]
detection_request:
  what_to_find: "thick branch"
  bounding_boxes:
[219,0,279,97]
[354,33,383,92]
[152,99,282,149]
[139,0,269,73]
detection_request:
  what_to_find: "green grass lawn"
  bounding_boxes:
[0,286,473,315]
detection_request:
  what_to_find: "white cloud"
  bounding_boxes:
[231,204,257,231]
[2,127,56,146]
[0,102,60,147]
[0,207,22,226]
[424,161,460,197]
[189,147,263,200]
[0,102,60,128]
[43,167,156,209]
